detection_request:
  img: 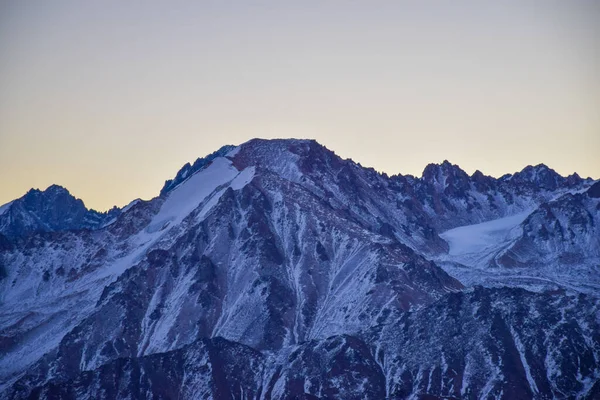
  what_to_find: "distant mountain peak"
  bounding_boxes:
[236,138,327,161]
[0,183,120,237]
[25,184,68,196]
[243,137,318,147]
[23,184,79,203]
[45,184,69,192]
[508,163,566,190]
[471,170,486,179]
[421,160,470,186]
[520,163,554,175]
[422,160,464,176]
[230,138,341,180]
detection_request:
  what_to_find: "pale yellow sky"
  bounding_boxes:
[1,1,598,211]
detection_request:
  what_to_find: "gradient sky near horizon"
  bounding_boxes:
[1,1,599,211]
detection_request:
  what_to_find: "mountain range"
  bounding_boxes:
[1,138,598,399]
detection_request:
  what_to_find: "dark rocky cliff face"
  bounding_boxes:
[0,185,119,238]
[1,139,598,399]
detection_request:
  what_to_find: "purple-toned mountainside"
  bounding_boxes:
[0,139,598,399]
[0,185,120,238]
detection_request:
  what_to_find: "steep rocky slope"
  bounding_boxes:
[7,289,599,399]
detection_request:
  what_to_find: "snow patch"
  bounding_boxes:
[121,198,141,213]
[510,325,539,394]
[440,210,532,257]
[230,166,255,190]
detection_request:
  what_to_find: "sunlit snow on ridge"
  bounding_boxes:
[148,157,244,233]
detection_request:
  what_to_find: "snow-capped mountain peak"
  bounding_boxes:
[1,138,598,399]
